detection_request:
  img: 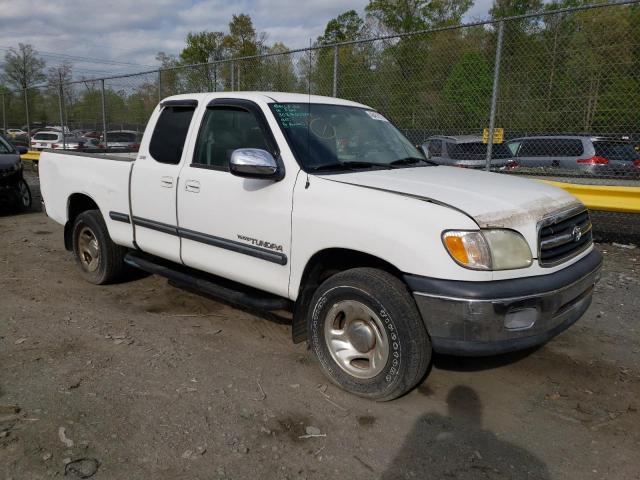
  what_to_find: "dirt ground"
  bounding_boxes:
[1,172,639,480]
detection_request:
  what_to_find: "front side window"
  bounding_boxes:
[0,135,14,154]
[193,107,270,169]
[149,106,196,164]
[270,103,424,171]
[429,140,442,156]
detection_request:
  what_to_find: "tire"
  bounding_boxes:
[17,179,32,211]
[307,268,431,401]
[72,210,126,285]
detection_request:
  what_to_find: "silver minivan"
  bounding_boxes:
[421,135,515,169]
[507,136,640,177]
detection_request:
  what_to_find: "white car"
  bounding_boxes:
[6,129,27,138]
[39,92,602,400]
[30,130,64,150]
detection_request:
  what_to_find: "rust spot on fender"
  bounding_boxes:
[474,198,580,228]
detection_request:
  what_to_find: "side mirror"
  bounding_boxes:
[420,144,430,159]
[229,148,282,180]
[16,146,28,155]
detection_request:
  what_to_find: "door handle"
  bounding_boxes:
[160,176,174,188]
[185,180,200,193]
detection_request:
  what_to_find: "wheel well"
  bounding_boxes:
[291,248,404,343]
[63,193,99,251]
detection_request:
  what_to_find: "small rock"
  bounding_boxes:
[42,453,52,461]
[63,458,72,465]
[14,338,27,345]
[196,446,207,455]
[181,450,193,459]
[58,427,74,448]
[612,242,636,250]
[0,431,8,438]
[436,432,454,441]
[305,426,321,436]
[238,444,249,454]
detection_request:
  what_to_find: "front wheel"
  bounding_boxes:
[17,179,31,211]
[307,268,431,401]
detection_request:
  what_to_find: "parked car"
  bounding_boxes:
[421,135,515,169]
[6,128,27,139]
[101,130,141,151]
[30,130,64,150]
[39,92,602,401]
[82,131,100,139]
[0,134,31,211]
[506,136,640,177]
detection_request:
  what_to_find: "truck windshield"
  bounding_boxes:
[270,103,426,172]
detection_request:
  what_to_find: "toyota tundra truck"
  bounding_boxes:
[39,92,602,400]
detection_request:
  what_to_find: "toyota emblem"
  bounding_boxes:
[572,225,582,242]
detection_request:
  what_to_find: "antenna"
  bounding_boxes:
[305,38,311,189]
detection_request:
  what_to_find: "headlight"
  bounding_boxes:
[442,229,532,270]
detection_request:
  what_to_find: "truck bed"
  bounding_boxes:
[39,150,136,248]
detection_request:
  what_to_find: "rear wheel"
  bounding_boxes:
[72,210,126,284]
[307,268,431,401]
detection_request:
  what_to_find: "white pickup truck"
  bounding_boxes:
[40,92,602,400]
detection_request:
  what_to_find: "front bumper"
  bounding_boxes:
[405,249,603,356]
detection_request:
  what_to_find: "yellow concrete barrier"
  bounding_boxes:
[20,150,41,162]
[540,180,640,214]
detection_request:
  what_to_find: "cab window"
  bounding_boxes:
[193,106,270,170]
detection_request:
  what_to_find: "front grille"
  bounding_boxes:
[538,207,593,267]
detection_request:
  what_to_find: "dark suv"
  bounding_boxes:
[421,135,515,169]
[0,134,31,211]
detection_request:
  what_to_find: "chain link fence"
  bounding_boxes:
[1,1,639,238]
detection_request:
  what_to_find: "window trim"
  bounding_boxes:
[190,98,283,176]
[149,102,198,165]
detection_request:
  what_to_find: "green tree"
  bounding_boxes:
[179,31,226,91]
[442,51,492,125]
[2,43,46,90]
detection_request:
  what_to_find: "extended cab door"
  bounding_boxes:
[130,100,198,263]
[176,99,294,297]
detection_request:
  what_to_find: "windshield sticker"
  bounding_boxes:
[365,110,389,122]
[272,104,310,129]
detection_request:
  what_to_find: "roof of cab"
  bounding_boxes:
[159,91,372,109]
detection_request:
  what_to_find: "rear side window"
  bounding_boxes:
[593,141,640,161]
[448,142,512,159]
[149,106,196,164]
[518,139,583,157]
[193,106,270,169]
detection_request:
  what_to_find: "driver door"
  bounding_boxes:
[177,99,295,298]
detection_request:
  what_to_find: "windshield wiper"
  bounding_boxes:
[311,161,394,172]
[389,157,436,166]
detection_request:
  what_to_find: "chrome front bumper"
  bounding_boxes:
[405,249,603,356]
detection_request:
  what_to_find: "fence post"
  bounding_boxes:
[333,45,338,97]
[58,72,66,149]
[24,88,31,145]
[237,63,241,91]
[1,93,6,134]
[158,69,162,102]
[230,61,235,92]
[213,63,218,92]
[485,20,504,172]
[101,79,108,149]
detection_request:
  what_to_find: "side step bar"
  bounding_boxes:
[124,251,292,312]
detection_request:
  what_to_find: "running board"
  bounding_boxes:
[124,251,292,312]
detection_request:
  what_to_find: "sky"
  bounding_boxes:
[0,0,495,80]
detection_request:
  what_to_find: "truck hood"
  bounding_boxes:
[317,166,580,228]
